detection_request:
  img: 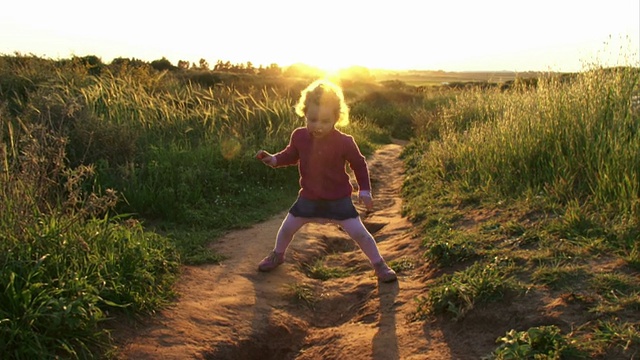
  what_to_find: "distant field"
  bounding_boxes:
[371,69,550,86]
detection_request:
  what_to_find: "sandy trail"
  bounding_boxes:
[114,142,462,360]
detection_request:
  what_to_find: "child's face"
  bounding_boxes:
[305,103,337,138]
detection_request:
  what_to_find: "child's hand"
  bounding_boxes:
[359,190,373,211]
[256,150,275,166]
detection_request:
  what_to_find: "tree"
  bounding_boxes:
[245,61,255,74]
[198,58,209,70]
[74,55,104,75]
[150,57,175,71]
[178,60,190,70]
[258,63,282,76]
[214,60,231,71]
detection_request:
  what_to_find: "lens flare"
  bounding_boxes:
[220,137,241,160]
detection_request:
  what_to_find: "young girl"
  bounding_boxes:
[255,79,397,283]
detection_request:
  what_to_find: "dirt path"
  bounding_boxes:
[113,143,462,360]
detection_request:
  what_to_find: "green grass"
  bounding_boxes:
[286,282,317,309]
[487,325,586,359]
[424,235,479,268]
[413,257,519,321]
[3,52,639,359]
[531,263,588,290]
[590,319,640,354]
[403,61,640,358]
[388,257,418,273]
[305,259,353,281]
[0,53,394,358]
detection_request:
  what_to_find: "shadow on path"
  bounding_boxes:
[372,280,400,359]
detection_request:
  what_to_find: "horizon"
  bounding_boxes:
[0,51,582,74]
[1,0,638,73]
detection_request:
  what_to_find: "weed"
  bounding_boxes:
[486,325,585,359]
[591,319,640,353]
[305,259,352,281]
[388,257,417,273]
[286,282,316,309]
[425,237,478,267]
[501,220,526,237]
[531,264,588,290]
[413,257,517,320]
[623,246,640,271]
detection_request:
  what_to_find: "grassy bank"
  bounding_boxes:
[403,65,640,358]
[0,54,397,358]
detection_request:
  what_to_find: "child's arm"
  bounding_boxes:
[344,138,371,191]
[255,150,277,166]
[359,190,373,211]
[262,128,304,167]
[344,136,373,211]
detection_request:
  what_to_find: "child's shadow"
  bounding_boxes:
[372,281,400,360]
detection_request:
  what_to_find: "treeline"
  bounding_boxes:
[6,52,377,82]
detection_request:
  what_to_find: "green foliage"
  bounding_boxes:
[286,282,316,309]
[624,245,640,271]
[305,259,352,281]
[402,60,640,358]
[413,257,517,320]
[388,257,417,273]
[591,319,640,354]
[0,122,179,358]
[0,53,394,358]
[350,86,426,140]
[416,214,480,267]
[488,325,584,359]
[531,264,588,290]
[410,67,640,227]
[426,237,478,267]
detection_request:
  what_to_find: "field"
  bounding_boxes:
[1,54,639,359]
[371,69,543,86]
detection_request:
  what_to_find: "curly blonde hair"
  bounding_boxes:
[294,79,350,127]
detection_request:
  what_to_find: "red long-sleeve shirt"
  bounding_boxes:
[273,127,371,200]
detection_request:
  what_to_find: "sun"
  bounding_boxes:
[311,60,352,75]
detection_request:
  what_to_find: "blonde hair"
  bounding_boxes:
[294,79,350,127]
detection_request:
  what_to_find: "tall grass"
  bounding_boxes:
[73,75,304,226]
[404,63,640,358]
[11,65,304,227]
[0,54,392,357]
[0,117,179,358]
[409,66,640,233]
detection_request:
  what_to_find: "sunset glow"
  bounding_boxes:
[1,0,638,72]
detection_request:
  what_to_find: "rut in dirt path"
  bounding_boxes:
[114,142,444,360]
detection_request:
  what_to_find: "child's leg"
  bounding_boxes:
[273,213,308,253]
[338,217,397,282]
[337,217,384,264]
[259,214,309,272]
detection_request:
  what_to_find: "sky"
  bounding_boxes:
[1,0,638,72]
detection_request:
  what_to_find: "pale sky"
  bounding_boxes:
[1,0,638,72]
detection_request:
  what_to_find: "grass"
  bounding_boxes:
[531,263,588,290]
[388,257,417,273]
[487,325,586,359]
[2,52,639,358]
[424,235,479,268]
[1,53,394,358]
[286,282,317,309]
[305,258,353,281]
[404,62,640,358]
[413,257,519,321]
[590,319,640,354]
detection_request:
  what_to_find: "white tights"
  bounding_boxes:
[273,213,384,264]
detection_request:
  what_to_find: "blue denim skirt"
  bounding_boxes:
[289,196,359,220]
